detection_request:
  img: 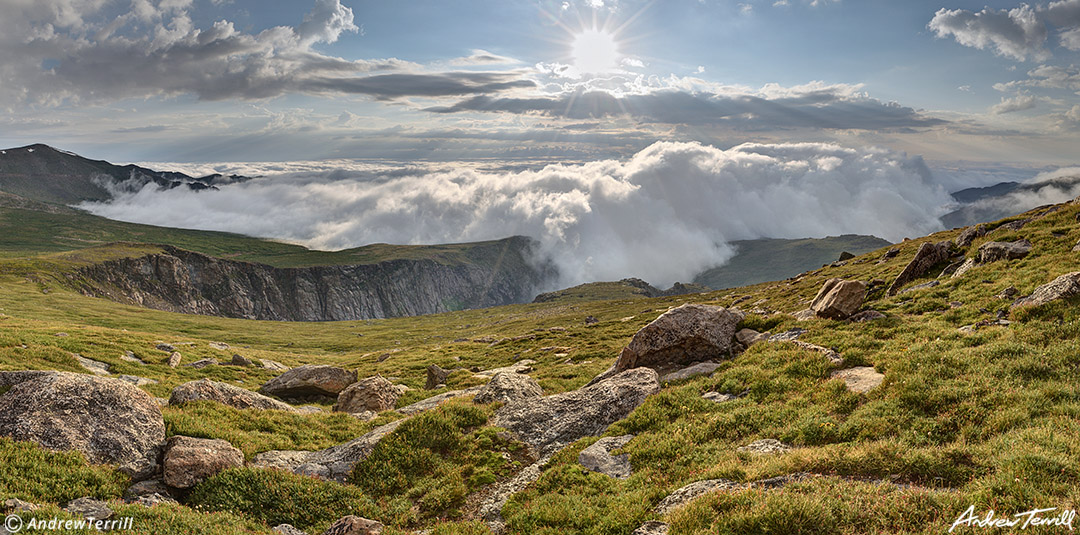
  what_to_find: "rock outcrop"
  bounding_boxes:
[1012,272,1080,308]
[76,239,551,321]
[260,365,356,398]
[809,279,866,319]
[292,419,406,482]
[613,304,744,373]
[578,435,634,479]
[955,224,986,248]
[333,376,399,413]
[0,372,165,474]
[493,368,660,456]
[977,239,1032,263]
[162,436,244,488]
[887,241,953,295]
[170,379,297,412]
[474,372,543,404]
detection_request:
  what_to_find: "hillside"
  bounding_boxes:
[693,234,891,289]
[1,194,1079,534]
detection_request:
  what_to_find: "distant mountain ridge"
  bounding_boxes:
[0,143,246,204]
[942,174,1080,228]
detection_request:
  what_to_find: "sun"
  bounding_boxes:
[571,29,620,73]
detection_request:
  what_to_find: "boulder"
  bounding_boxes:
[996,286,1019,299]
[951,258,978,279]
[64,497,113,520]
[162,436,244,489]
[333,376,400,414]
[186,358,218,369]
[0,370,58,388]
[735,328,768,347]
[170,379,297,412]
[260,359,289,372]
[830,367,885,393]
[977,239,1032,263]
[229,354,254,367]
[474,372,544,404]
[294,419,405,482]
[887,241,953,295]
[737,439,791,455]
[320,515,383,535]
[578,435,634,479]
[425,364,451,390]
[250,450,312,471]
[955,224,987,248]
[809,279,866,320]
[613,304,744,373]
[655,479,741,514]
[659,362,722,383]
[1012,272,1080,308]
[493,368,660,456]
[837,251,855,261]
[774,340,844,366]
[260,365,356,398]
[167,352,182,367]
[0,372,164,472]
[792,309,817,321]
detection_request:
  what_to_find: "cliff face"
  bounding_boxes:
[75,238,553,321]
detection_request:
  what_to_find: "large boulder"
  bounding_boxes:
[162,436,244,489]
[293,419,405,482]
[492,368,660,456]
[0,372,165,473]
[473,371,543,404]
[809,279,866,320]
[260,365,356,398]
[1012,272,1080,308]
[170,379,297,412]
[425,364,452,390]
[886,241,953,296]
[333,376,400,414]
[977,239,1032,263]
[613,304,744,373]
[954,224,987,248]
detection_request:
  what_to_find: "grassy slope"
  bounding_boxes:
[1,204,1080,533]
[694,235,892,290]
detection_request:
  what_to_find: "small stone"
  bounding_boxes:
[848,310,886,322]
[703,391,737,403]
[830,367,885,393]
[131,493,177,507]
[320,515,383,535]
[156,343,176,352]
[996,286,1019,299]
[425,364,451,390]
[73,354,110,376]
[115,375,158,387]
[901,280,939,293]
[64,497,113,520]
[3,498,38,512]
[632,521,670,535]
[259,359,289,371]
[735,328,768,347]
[208,342,230,350]
[120,351,145,365]
[737,439,791,455]
[229,354,254,367]
[767,328,805,342]
[655,479,741,514]
[124,479,171,501]
[167,352,182,367]
[792,309,817,321]
[55,332,69,337]
[185,358,218,369]
[273,525,309,535]
[584,315,599,324]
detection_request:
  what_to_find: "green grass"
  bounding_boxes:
[3,201,1080,533]
[0,437,128,504]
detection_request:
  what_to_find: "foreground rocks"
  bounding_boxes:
[809,279,866,319]
[333,376,399,414]
[578,435,634,479]
[473,371,543,404]
[1012,272,1080,308]
[0,372,164,475]
[64,497,113,520]
[613,304,744,373]
[320,515,383,535]
[493,368,660,456]
[977,239,1032,263]
[260,365,357,398]
[655,479,742,514]
[887,241,953,295]
[170,379,297,412]
[162,436,244,488]
[291,420,406,482]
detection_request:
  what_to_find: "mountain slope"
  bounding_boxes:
[693,234,892,289]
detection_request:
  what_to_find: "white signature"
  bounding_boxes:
[950,505,1077,532]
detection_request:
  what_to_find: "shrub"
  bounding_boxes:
[0,437,128,504]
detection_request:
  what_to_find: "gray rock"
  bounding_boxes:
[167,351,182,367]
[162,435,244,489]
[737,439,791,455]
[655,479,742,514]
[229,354,254,367]
[978,239,1032,263]
[493,368,660,456]
[955,224,987,248]
[951,258,978,279]
[660,362,722,383]
[3,498,38,512]
[474,372,543,404]
[64,497,113,520]
[295,419,405,482]
[848,310,886,322]
[0,372,164,470]
[613,304,744,373]
[0,370,58,388]
[702,391,737,403]
[425,364,451,390]
[887,241,953,295]
[170,378,297,411]
[120,351,145,365]
[996,286,1019,299]
[579,435,634,478]
[334,376,400,413]
[480,456,548,529]
[809,279,866,319]
[767,328,805,342]
[632,521,670,535]
[901,280,939,293]
[320,515,383,535]
[73,354,110,376]
[261,365,357,398]
[1012,272,1080,308]
[131,493,177,507]
[792,309,817,321]
[474,361,536,377]
[830,367,885,393]
[272,525,309,535]
[398,387,484,415]
[186,358,218,369]
[115,374,158,387]
[124,479,171,501]
[208,342,230,350]
[250,450,312,471]
[156,343,176,352]
[735,328,768,347]
[260,359,289,372]
[1073,238,1080,253]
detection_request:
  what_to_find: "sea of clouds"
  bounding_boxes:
[82,141,958,288]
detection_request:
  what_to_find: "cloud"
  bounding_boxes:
[0,0,533,106]
[424,82,945,131]
[449,49,520,66]
[993,64,1080,92]
[80,141,950,288]
[990,93,1038,114]
[929,4,1049,61]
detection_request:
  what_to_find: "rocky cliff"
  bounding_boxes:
[75,238,553,321]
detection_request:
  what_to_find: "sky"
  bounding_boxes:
[1,0,1078,166]
[3,0,1080,287]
